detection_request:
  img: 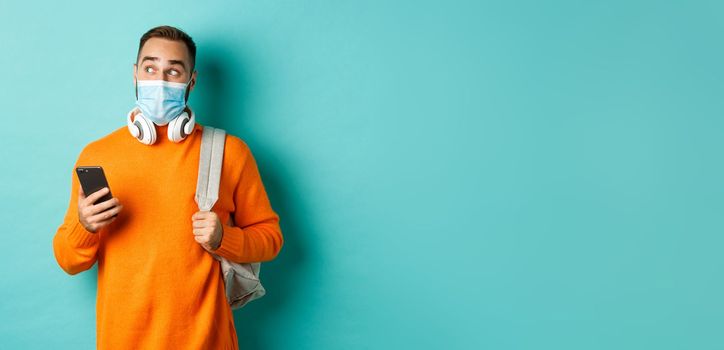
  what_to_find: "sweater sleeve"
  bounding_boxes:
[52,152,101,275]
[211,143,284,263]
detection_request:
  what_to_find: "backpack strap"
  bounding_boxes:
[195,126,226,211]
[195,125,266,310]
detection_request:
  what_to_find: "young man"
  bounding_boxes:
[52,25,284,349]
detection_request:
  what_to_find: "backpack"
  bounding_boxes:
[194,125,266,310]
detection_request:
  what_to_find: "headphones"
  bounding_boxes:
[126,106,196,145]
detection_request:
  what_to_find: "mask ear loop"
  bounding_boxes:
[134,64,140,100]
[184,72,194,103]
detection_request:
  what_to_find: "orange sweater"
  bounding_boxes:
[52,119,283,349]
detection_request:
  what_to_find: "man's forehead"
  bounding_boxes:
[140,56,186,67]
[138,38,191,63]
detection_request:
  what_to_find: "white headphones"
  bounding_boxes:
[127,106,196,145]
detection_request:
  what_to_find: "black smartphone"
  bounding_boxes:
[76,166,117,217]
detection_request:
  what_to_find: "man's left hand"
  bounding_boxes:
[192,211,223,252]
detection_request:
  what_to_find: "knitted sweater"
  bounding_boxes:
[52,118,283,349]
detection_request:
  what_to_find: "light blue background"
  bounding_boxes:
[1,1,723,349]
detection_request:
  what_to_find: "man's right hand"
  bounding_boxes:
[78,187,124,233]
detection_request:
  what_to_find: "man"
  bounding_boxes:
[52,25,284,349]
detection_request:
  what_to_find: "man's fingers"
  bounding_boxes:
[83,187,109,207]
[87,205,123,224]
[85,214,117,233]
[192,211,210,220]
[193,234,215,251]
[192,219,211,228]
[86,187,109,205]
[95,215,117,227]
[192,211,218,220]
[192,213,219,253]
[193,227,217,237]
[87,197,119,216]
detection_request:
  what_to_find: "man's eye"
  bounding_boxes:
[169,70,178,76]
[144,66,154,73]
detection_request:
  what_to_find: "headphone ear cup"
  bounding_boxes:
[135,113,157,145]
[183,111,195,135]
[129,121,141,138]
[179,118,190,137]
[127,108,141,138]
[168,111,190,143]
[133,120,143,139]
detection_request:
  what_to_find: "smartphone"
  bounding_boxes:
[76,166,117,217]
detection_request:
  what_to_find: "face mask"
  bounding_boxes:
[135,77,191,126]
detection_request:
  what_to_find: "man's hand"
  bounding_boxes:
[78,186,123,234]
[192,210,223,252]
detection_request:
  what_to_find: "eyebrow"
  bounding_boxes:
[140,56,187,71]
[140,56,158,64]
[168,60,187,71]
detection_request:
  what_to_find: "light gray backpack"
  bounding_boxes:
[195,126,266,310]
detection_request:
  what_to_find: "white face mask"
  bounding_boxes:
[135,77,191,125]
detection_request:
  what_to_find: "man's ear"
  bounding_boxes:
[183,70,197,103]
[133,63,139,100]
[188,70,197,92]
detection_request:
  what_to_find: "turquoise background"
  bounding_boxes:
[1,0,723,349]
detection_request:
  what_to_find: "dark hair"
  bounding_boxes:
[136,25,196,72]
